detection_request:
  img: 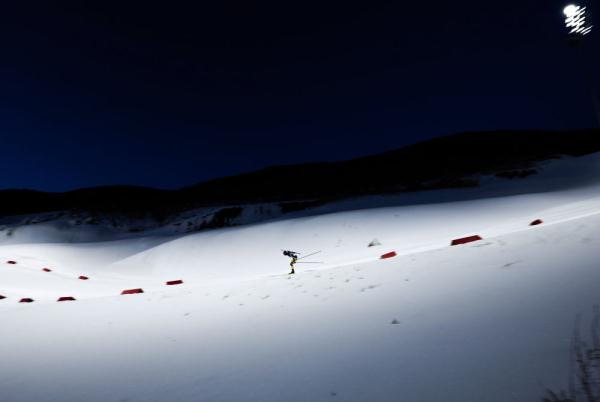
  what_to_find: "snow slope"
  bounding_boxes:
[1,153,600,401]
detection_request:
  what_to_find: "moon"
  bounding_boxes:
[563,4,579,17]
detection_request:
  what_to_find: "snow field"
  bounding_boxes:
[1,153,600,401]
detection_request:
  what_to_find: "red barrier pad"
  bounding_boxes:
[79,275,89,280]
[121,288,144,295]
[530,219,543,226]
[380,251,397,259]
[6,261,17,265]
[57,296,76,302]
[451,235,483,246]
[42,268,52,272]
[19,298,34,303]
[166,280,184,286]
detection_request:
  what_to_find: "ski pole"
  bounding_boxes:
[298,250,322,260]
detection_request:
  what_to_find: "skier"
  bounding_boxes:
[283,250,299,274]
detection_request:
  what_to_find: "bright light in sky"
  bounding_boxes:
[564,4,593,35]
[564,4,579,17]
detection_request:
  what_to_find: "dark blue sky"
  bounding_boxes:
[0,0,598,191]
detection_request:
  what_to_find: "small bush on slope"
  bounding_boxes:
[543,306,600,402]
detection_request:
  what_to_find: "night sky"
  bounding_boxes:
[1,0,598,191]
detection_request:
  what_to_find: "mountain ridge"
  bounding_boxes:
[2,128,599,219]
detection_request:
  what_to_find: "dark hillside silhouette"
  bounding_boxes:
[2,129,599,219]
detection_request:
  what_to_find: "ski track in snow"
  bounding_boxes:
[1,153,600,401]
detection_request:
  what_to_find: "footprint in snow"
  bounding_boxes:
[501,261,522,269]
[261,295,270,300]
[360,284,380,292]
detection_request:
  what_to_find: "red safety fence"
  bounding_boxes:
[380,251,397,259]
[6,216,548,303]
[451,235,483,246]
[121,288,144,295]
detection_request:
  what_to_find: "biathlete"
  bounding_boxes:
[282,250,299,274]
